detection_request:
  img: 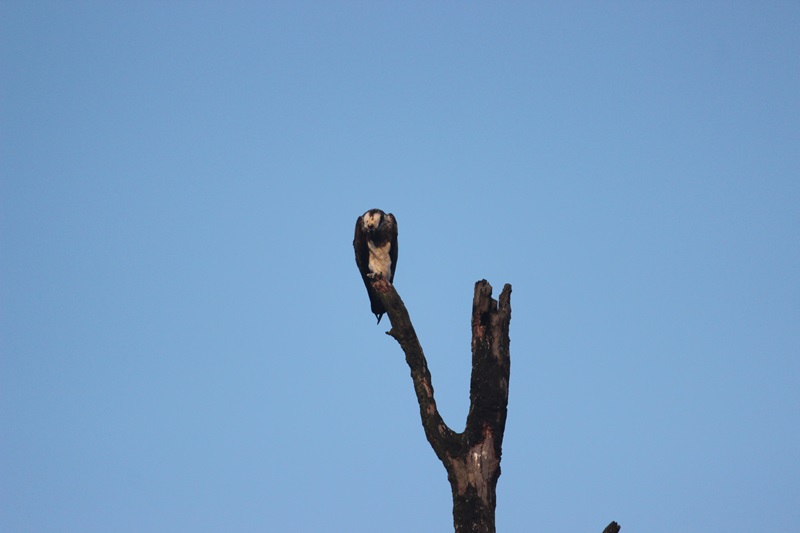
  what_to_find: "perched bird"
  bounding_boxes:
[353,209,398,323]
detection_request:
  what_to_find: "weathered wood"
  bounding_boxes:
[371,277,511,533]
[370,276,618,533]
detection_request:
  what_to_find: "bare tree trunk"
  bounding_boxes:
[371,278,510,533]
[369,276,620,533]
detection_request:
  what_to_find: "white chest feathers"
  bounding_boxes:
[367,240,393,280]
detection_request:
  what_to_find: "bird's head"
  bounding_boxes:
[361,209,385,234]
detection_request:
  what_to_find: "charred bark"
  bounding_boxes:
[369,276,619,533]
[370,277,509,532]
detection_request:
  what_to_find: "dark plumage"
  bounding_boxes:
[353,209,398,323]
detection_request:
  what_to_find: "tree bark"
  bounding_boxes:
[370,277,510,533]
[369,276,619,533]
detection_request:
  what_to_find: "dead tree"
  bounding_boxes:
[369,276,620,533]
[369,277,509,532]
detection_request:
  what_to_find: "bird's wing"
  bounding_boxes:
[354,215,385,319]
[353,216,371,281]
[386,213,398,282]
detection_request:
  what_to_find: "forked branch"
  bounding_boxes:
[370,277,510,532]
[369,276,618,533]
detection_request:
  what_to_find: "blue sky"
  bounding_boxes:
[2,2,798,532]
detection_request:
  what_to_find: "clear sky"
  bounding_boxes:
[2,2,798,532]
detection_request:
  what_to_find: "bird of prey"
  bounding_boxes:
[353,208,398,323]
